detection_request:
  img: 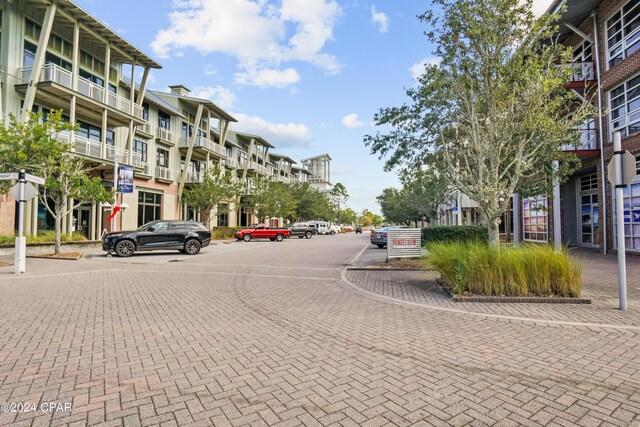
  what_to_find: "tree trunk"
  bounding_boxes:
[487,218,500,247]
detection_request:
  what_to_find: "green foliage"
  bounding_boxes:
[364,0,596,244]
[376,187,418,225]
[246,177,298,224]
[0,111,110,254]
[336,207,358,225]
[0,231,88,245]
[426,242,582,297]
[182,164,242,228]
[210,226,242,240]
[289,182,333,221]
[422,226,488,245]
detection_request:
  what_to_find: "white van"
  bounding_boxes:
[309,220,330,235]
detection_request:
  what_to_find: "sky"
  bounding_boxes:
[74,0,553,214]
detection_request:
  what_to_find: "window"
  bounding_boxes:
[609,74,640,138]
[133,140,148,162]
[138,192,162,227]
[580,174,599,247]
[158,110,171,130]
[226,147,233,159]
[614,182,640,251]
[142,102,149,122]
[77,122,102,142]
[573,40,592,62]
[157,148,169,168]
[522,197,548,242]
[607,1,640,68]
[217,204,229,227]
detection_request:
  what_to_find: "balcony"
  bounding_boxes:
[224,158,239,169]
[248,161,269,176]
[136,121,153,137]
[131,155,150,177]
[52,130,139,166]
[156,127,174,145]
[560,62,596,89]
[17,64,144,124]
[562,129,598,154]
[155,166,173,183]
[185,171,204,184]
[179,136,227,158]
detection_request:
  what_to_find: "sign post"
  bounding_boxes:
[607,132,638,310]
[14,170,27,274]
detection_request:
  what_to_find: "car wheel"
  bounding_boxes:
[275,233,284,242]
[298,235,304,239]
[377,244,385,248]
[305,231,312,239]
[114,240,135,257]
[243,234,252,242]
[184,239,201,255]
[330,230,336,235]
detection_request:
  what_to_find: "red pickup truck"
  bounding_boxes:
[235,224,290,242]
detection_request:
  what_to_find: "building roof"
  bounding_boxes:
[149,91,238,123]
[300,153,332,162]
[268,152,297,164]
[545,0,604,44]
[229,130,275,149]
[120,77,183,117]
[29,0,162,69]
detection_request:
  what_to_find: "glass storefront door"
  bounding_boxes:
[579,174,599,247]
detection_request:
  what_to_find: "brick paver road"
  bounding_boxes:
[0,233,639,426]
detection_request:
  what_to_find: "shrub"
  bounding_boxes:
[426,242,582,297]
[0,231,88,245]
[422,226,488,245]
[211,226,242,240]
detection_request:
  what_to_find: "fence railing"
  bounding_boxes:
[155,166,172,181]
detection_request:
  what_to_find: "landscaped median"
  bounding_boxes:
[427,241,589,303]
[0,232,99,260]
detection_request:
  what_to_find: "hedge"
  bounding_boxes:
[421,226,489,245]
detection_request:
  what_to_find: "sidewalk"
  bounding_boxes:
[345,245,640,329]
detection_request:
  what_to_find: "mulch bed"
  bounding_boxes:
[0,262,13,267]
[27,252,82,260]
[348,258,429,271]
[437,280,591,304]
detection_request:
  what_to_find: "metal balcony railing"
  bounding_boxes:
[155,166,172,181]
[562,129,598,151]
[136,121,153,135]
[560,61,595,82]
[19,63,143,119]
[156,127,173,142]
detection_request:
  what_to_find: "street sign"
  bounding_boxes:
[0,172,18,181]
[387,228,422,260]
[607,150,637,186]
[11,182,36,201]
[452,207,458,213]
[25,173,45,185]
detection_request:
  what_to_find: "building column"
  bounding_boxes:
[21,2,58,122]
[465,210,471,226]
[513,193,520,246]
[96,206,103,239]
[101,110,108,158]
[90,203,96,241]
[24,198,33,235]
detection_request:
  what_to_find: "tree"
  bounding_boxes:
[246,178,298,225]
[336,208,358,226]
[0,111,111,254]
[329,182,349,211]
[364,0,595,245]
[289,182,333,221]
[400,167,451,224]
[376,188,418,225]
[182,164,243,228]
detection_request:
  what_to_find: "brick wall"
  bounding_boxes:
[0,195,16,235]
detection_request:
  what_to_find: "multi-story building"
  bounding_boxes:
[434,0,640,253]
[0,0,161,239]
[0,0,330,237]
[301,154,333,193]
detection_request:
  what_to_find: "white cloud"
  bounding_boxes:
[203,64,217,76]
[410,57,441,80]
[191,86,237,110]
[531,0,553,17]
[234,67,300,88]
[370,6,388,34]
[151,0,342,88]
[331,165,353,176]
[341,113,366,129]
[232,113,312,148]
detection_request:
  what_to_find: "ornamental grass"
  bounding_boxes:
[426,242,582,297]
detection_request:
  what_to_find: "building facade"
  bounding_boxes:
[0,0,325,237]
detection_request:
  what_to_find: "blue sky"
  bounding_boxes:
[74,0,551,214]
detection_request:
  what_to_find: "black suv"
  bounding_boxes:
[289,222,316,239]
[103,220,211,257]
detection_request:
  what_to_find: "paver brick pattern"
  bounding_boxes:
[0,234,638,426]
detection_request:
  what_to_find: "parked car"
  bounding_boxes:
[355,225,363,234]
[235,224,290,242]
[329,225,341,235]
[370,225,410,248]
[103,220,211,257]
[308,220,330,235]
[289,222,316,239]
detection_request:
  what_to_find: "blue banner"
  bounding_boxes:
[118,165,134,194]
